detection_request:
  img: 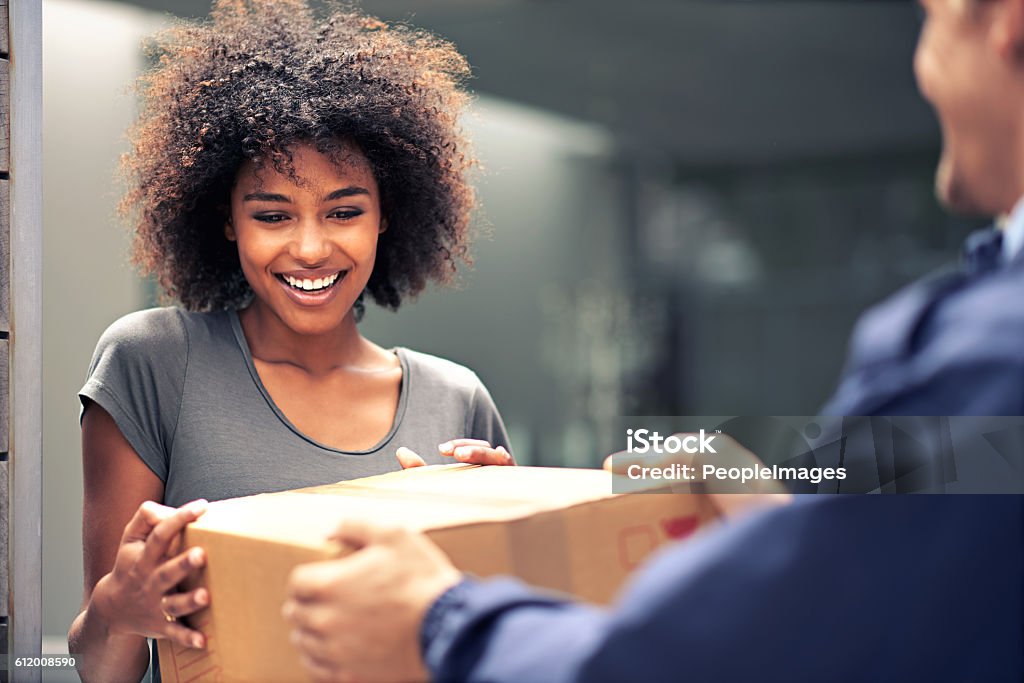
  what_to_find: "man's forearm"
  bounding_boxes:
[422,577,611,683]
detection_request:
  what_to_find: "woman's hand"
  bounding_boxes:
[89,499,211,650]
[395,439,515,468]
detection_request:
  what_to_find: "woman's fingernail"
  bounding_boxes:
[192,634,205,649]
[190,548,205,565]
[196,589,209,605]
[439,442,452,452]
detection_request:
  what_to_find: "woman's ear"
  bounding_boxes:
[378,216,388,235]
[224,216,237,241]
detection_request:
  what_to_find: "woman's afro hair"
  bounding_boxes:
[122,0,477,311]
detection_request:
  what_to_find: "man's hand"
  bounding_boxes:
[283,520,462,683]
[604,433,792,519]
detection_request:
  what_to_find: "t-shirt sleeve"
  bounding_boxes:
[79,308,189,482]
[466,377,512,454]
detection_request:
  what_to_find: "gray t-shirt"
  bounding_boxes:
[80,307,511,508]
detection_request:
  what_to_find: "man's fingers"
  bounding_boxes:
[327,517,401,552]
[139,500,207,569]
[289,626,330,655]
[160,587,210,620]
[298,652,348,683]
[287,558,344,604]
[150,547,206,594]
[395,446,427,469]
[284,596,335,634]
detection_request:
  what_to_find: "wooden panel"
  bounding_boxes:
[0,616,6,683]
[0,460,7,618]
[9,0,43,672]
[0,59,7,175]
[0,0,7,56]
[0,179,8,331]
[0,339,5,455]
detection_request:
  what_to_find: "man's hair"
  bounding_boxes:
[122,0,477,312]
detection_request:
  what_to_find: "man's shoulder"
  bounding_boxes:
[932,265,1024,358]
[852,263,1024,365]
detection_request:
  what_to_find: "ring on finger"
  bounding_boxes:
[160,596,177,623]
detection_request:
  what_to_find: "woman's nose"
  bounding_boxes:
[290,219,332,264]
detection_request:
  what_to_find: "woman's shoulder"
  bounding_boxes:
[99,306,233,342]
[93,306,185,356]
[92,307,232,365]
[396,347,486,394]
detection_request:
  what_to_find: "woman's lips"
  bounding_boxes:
[275,271,347,306]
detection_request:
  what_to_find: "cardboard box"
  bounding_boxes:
[158,464,716,683]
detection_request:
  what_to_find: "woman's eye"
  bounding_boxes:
[329,209,364,220]
[254,214,288,224]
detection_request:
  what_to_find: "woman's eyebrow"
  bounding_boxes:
[244,191,292,202]
[324,186,370,201]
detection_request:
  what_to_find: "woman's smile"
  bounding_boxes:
[274,269,348,306]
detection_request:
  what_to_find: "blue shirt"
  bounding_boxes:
[1001,196,1024,265]
[423,497,1022,683]
[420,228,1024,682]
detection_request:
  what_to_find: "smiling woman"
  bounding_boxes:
[65,2,513,682]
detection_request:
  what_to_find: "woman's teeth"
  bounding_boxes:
[282,272,341,291]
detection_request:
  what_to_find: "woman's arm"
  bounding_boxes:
[69,404,208,683]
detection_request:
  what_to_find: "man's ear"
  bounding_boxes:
[225,216,237,241]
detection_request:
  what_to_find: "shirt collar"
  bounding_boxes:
[999,195,1024,263]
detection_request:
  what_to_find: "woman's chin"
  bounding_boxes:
[282,309,355,338]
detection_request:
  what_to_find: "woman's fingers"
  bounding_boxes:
[438,438,492,455]
[395,447,427,469]
[163,619,207,650]
[449,445,514,465]
[150,547,206,594]
[160,587,210,621]
[120,500,176,545]
[399,441,517,468]
[139,500,207,569]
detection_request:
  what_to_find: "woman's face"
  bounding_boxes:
[227,142,385,336]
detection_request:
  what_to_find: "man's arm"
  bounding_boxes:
[421,496,1022,683]
[283,496,1021,682]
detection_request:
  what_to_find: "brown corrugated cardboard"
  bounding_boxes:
[157,464,715,683]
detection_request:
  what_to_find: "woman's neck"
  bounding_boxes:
[238,301,384,376]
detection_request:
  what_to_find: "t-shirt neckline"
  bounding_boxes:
[227,308,410,455]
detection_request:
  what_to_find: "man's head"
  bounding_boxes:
[915,0,1024,216]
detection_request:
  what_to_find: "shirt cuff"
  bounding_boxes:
[420,576,478,675]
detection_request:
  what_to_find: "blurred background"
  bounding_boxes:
[41,0,984,675]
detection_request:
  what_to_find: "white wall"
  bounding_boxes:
[41,0,164,661]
